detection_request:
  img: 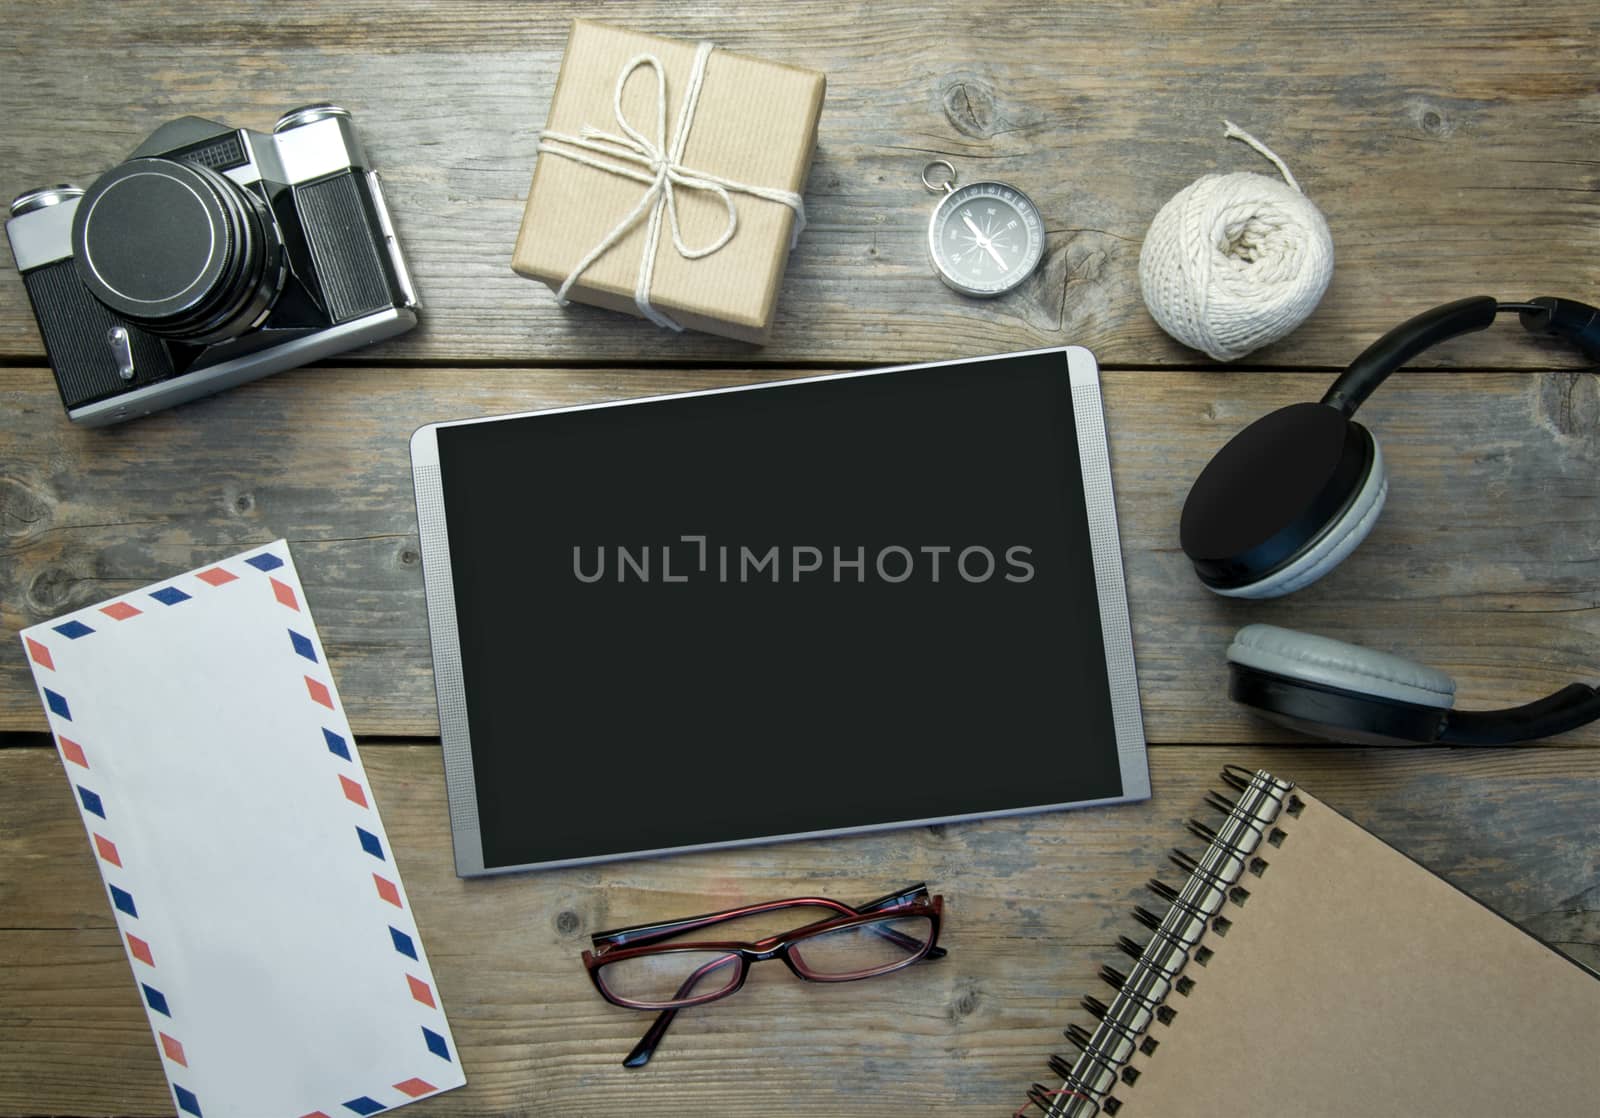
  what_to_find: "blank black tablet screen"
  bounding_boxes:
[434,351,1124,869]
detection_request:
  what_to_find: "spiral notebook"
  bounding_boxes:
[1019,767,1600,1118]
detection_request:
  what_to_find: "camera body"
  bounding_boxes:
[6,105,418,426]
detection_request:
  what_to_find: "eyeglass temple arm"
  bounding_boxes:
[609,895,944,968]
[859,888,946,960]
[595,883,934,951]
[856,882,931,910]
[872,924,947,960]
[624,954,740,1068]
[599,896,857,951]
[720,889,945,959]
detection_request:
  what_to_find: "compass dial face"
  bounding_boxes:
[927,181,1045,297]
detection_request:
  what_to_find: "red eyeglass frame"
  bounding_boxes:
[581,883,946,1066]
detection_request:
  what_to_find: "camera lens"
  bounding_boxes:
[71,157,284,344]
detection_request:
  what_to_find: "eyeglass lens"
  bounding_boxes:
[599,949,742,1008]
[790,915,934,979]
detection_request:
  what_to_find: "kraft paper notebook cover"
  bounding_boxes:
[1023,767,1600,1118]
[20,541,466,1118]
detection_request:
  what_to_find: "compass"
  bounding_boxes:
[922,160,1045,298]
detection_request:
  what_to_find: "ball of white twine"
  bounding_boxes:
[1139,121,1333,362]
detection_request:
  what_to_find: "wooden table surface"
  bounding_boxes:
[2,3,1597,1116]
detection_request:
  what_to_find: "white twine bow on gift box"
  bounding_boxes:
[535,40,808,331]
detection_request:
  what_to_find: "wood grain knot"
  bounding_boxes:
[947,982,980,1023]
[27,567,79,614]
[0,476,52,539]
[398,544,421,568]
[230,492,255,516]
[1542,371,1599,439]
[1409,101,1457,138]
[554,910,582,936]
[1067,246,1109,287]
[942,78,999,139]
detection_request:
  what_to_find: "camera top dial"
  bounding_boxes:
[274,103,351,132]
[10,185,84,217]
[70,157,284,344]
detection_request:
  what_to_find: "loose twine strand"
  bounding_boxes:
[536,41,807,331]
[1138,120,1333,362]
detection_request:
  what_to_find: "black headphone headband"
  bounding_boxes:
[1319,297,1600,744]
[1440,683,1600,746]
[1320,295,1600,417]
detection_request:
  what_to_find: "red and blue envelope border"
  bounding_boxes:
[24,544,454,1117]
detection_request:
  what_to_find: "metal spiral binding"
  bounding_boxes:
[1016,766,1295,1118]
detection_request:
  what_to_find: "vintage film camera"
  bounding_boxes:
[5,105,418,426]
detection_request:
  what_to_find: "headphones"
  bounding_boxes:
[1180,295,1600,746]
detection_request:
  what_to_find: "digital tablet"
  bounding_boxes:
[411,346,1148,876]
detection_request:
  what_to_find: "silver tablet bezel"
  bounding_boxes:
[410,345,1149,877]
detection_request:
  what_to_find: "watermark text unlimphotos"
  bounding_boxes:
[573,536,1035,584]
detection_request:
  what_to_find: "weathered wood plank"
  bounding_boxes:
[4,7,1597,1118]
[1,1,1596,369]
[2,365,1595,743]
[2,742,1595,1116]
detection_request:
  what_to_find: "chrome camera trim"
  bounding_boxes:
[273,116,370,184]
[5,192,81,271]
[274,103,352,133]
[366,170,418,309]
[68,306,416,427]
[10,184,84,218]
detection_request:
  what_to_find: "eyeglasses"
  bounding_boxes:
[582,883,946,1067]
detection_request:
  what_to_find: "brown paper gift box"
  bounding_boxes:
[511,21,825,344]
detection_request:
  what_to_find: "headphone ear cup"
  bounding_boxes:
[1228,624,1455,706]
[1218,436,1389,600]
[1226,624,1457,744]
